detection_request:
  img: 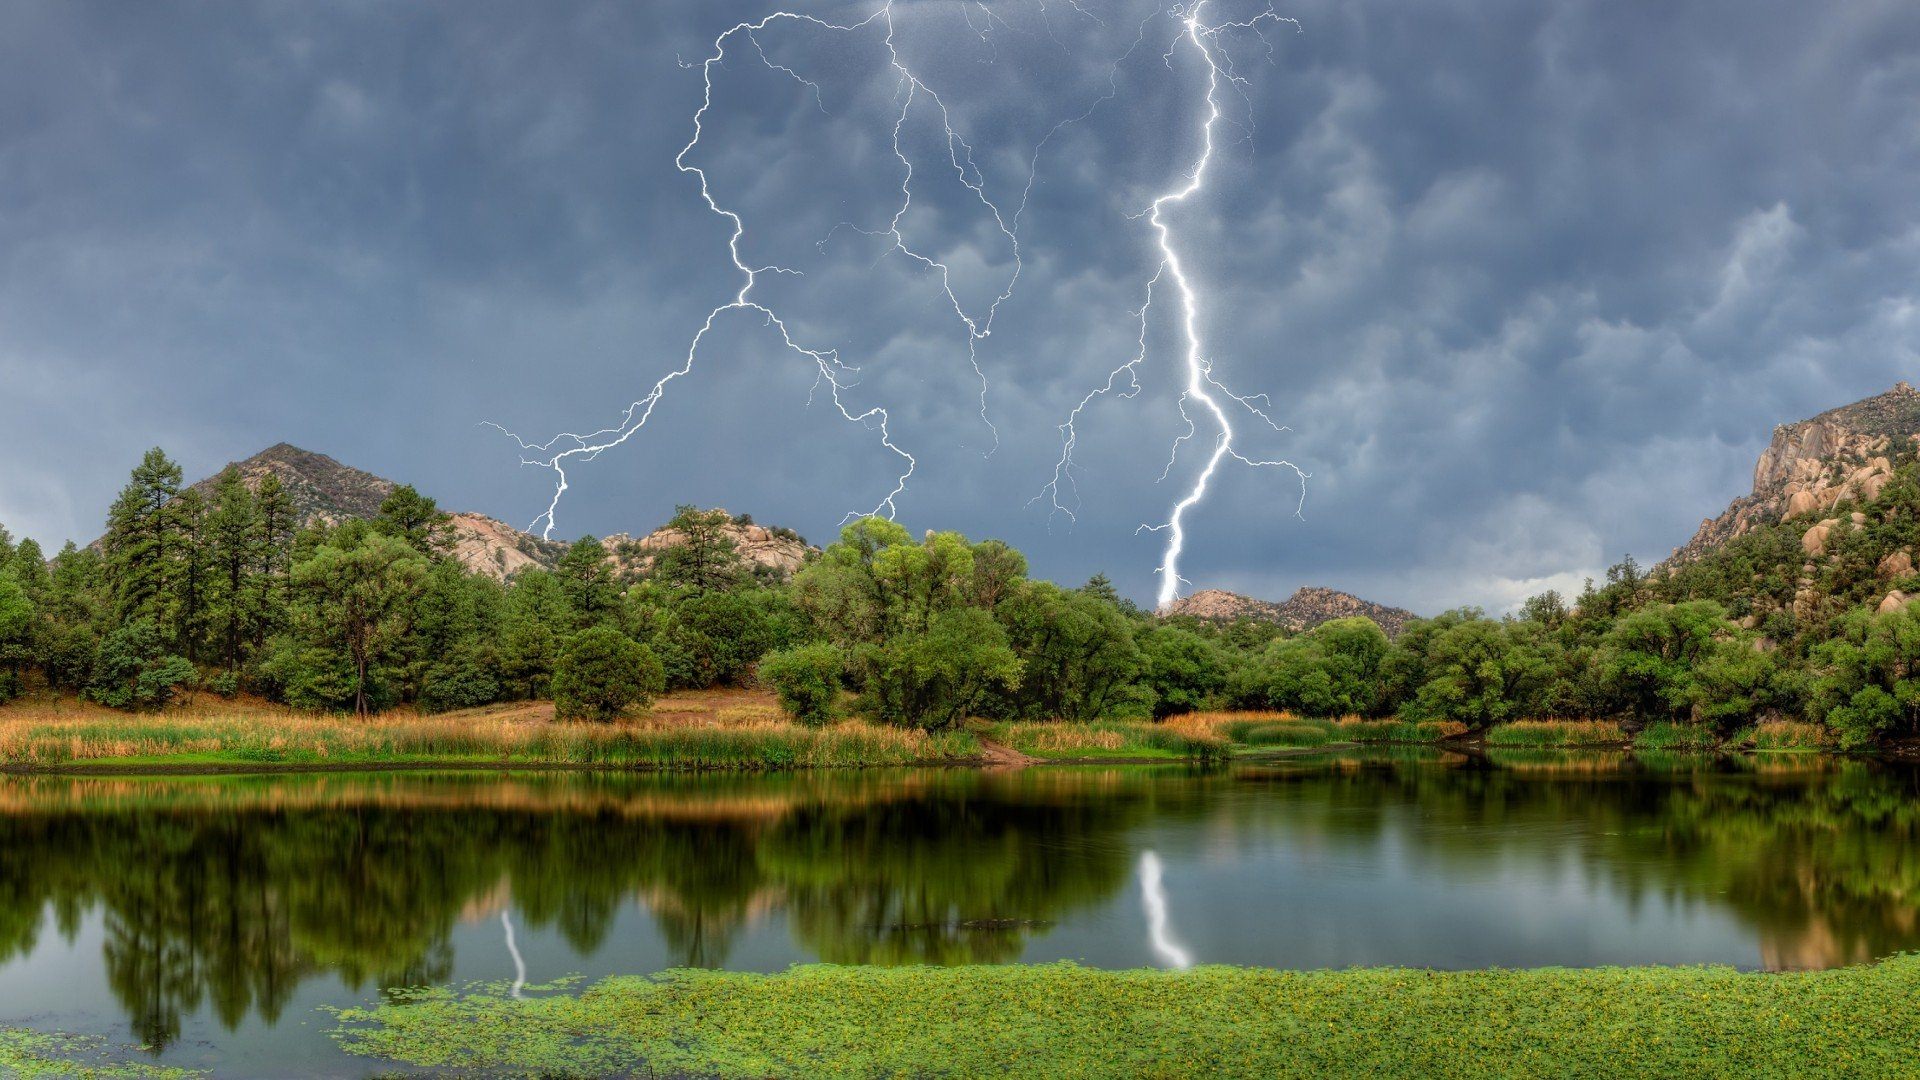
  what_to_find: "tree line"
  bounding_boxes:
[5,445,1920,748]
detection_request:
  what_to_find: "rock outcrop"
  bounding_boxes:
[1667,382,1920,565]
[178,445,809,583]
[603,519,811,580]
[1164,587,1417,637]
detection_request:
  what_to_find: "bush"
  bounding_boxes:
[84,619,194,711]
[551,628,664,722]
[761,643,844,726]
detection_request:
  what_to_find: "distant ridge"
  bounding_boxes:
[173,444,812,583]
[1165,587,1417,637]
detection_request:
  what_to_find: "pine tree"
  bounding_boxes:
[375,485,452,557]
[173,487,209,663]
[103,448,185,631]
[204,468,261,671]
[252,472,296,647]
[555,536,618,628]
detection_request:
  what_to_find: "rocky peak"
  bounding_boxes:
[1164,586,1416,637]
[602,515,813,580]
[1668,383,1919,565]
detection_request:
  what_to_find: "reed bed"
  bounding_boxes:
[1334,718,1468,743]
[1632,722,1722,752]
[1484,720,1630,748]
[1747,720,1832,752]
[0,694,978,771]
[985,719,1229,762]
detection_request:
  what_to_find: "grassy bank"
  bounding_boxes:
[0,691,979,772]
[981,718,1229,762]
[1485,720,1630,748]
[330,955,1920,1079]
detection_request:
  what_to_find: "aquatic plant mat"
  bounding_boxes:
[0,1028,201,1078]
[330,956,1920,1078]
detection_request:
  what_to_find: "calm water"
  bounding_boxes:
[2,750,1918,1076]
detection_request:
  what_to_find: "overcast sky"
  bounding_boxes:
[3,0,1917,612]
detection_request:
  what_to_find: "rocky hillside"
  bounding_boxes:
[1166,587,1416,637]
[1667,382,1920,565]
[184,445,811,582]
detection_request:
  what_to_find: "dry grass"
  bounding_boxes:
[1485,720,1631,748]
[0,689,977,771]
[983,718,1229,761]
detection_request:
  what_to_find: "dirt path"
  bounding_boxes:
[974,734,1042,769]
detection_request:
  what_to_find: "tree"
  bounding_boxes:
[374,485,452,557]
[252,473,296,647]
[500,570,573,699]
[993,581,1146,720]
[1239,617,1391,717]
[1600,601,1729,722]
[0,569,34,701]
[1811,605,1920,750]
[405,561,502,712]
[555,536,619,628]
[1401,617,1551,730]
[1135,623,1234,717]
[202,468,261,671]
[761,642,844,726]
[790,518,1021,729]
[103,448,185,630]
[551,627,664,721]
[268,530,429,716]
[649,506,747,592]
[86,618,194,710]
[172,488,209,664]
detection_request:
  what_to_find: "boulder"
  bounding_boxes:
[1880,550,1914,579]
[1880,591,1912,615]
[1801,522,1832,557]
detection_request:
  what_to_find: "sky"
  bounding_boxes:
[2,0,1918,613]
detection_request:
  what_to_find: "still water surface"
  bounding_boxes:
[2,750,1917,1075]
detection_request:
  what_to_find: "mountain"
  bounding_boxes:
[181,444,810,582]
[1667,382,1920,565]
[1165,587,1417,637]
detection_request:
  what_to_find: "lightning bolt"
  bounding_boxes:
[1037,2,1307,611]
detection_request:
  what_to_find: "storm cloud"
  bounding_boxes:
[2,0,1916,612]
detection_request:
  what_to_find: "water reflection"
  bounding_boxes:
[0,755,1915,1050]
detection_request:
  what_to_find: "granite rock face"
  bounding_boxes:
[1165,586,1416,637]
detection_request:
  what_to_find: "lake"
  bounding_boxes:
[2,749,1917,1076]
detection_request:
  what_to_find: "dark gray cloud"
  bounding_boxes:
[2,0,1916,612]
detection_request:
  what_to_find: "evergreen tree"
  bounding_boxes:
[649,506,746,592]
[204,468,261,671]
[252,473,296,647]
[173,488,209,663]
[375,484,451,557]
[555,536,619,629]
[103,448,185,630]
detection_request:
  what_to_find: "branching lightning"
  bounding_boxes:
[496,1,1308,606]
[1040,2,1307,611]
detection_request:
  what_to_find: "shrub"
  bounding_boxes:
[760,643,844,727]
[84,619,194,711]
[551,628,664,722]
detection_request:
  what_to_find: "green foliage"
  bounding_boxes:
[265,529,429,715]
[1600,601,1729,722]
[1237,617,1391,717]
[551,627,664,722]
[0,569,36,702]
[331,956,1920,1079]
[648,506,751,592]
[373,484,452,557]
[791,519,1022,730]
[1134,624,1234,717]
[991,581,1147,721]
[760,642,844,726]
[1633,722,1722,752]
[1809,605,1920,750]
[1396,614,1550,730]
[85,619,194,711]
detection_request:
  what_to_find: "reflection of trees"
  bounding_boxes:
[1241,752,1920,970]
[0,769,1157,1046]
